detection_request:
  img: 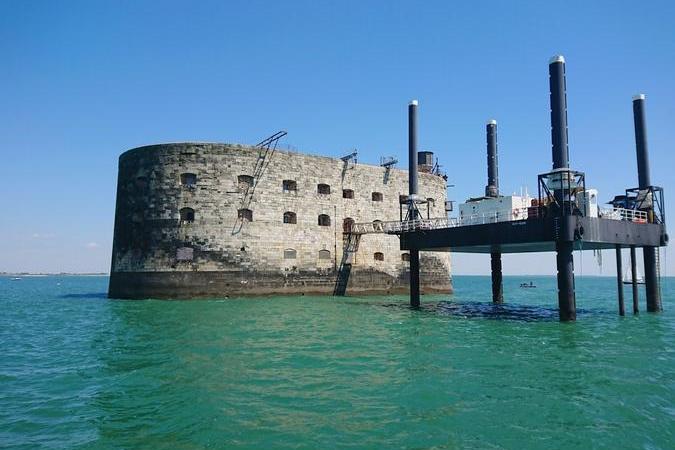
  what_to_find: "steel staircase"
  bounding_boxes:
[333,232,362,296]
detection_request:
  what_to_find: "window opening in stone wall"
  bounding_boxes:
[284,248,297,259]
[343,189,354,199]
[399,194,409,204]
[238,208,253,222]
[343,217,354,233]
[283,211,297,224]
[176,247,194,261]
[180,173,197,187]
[135,176,149,190]
[318,214,331,226]
[319,249,331,260]
[238,175,254,191]
[401,253,411,262]
[317,184,331,195]
[372,192,383,201]
[374,252,384,261]
[373,219,383,232]
[283,180,297,193]
[180,207,195,224]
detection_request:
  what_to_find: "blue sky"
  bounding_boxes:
[1,0,674,275]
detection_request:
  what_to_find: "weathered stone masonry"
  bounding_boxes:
[108,143,452,298]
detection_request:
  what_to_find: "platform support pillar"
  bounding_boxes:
[410,249,420,308]
[615,246,625,316]
[630,246,639,314]
[643,246,661,312]
[556,240,576,321]
[490,252,503,303]
[633,94,662,312]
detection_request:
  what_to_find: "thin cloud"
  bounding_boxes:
[31,233,56,239]
[85,242,100,249]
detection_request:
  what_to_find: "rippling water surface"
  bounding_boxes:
[1,275,674,449]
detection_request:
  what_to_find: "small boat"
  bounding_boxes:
[520,281,536,288]
[623,267,645,284]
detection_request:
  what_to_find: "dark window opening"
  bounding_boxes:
[180,207,195,224]
[238,175,254,190]
[374,252,384,261]
[399,194,409,204]
[343,217,355,233]
[372,192,383,202]
[284,248,297,259]
[283,211,297,224]
[343,189,354,199]
[180,173,197,187]
[317,184,331,195]
[319,249,331,260]
[372,220,383,231]
[177,247,194,261]
[401,253,411,262]
[238,208,253,222]
[283,180,297,193]
[318,214,331,226]
[135,176,149,190]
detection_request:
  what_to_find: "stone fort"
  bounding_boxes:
[108,141,452,298]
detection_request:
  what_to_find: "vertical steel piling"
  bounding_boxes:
[633,94,662,312]
[408,100,420,308]
[616,246,625,316]
[630,245,639,314]
[549,55,576,321]
[485,119,504,303]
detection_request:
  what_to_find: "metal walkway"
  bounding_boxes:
[349,207,649,236]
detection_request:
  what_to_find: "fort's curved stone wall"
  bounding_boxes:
[108,143,452,298]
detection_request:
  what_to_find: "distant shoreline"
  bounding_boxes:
[0,273,108,277]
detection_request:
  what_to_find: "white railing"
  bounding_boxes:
[349,207,649,235]
[458,207,533,226]
[599,207,648,223]
[350,210,529,235]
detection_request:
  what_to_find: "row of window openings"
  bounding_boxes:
[180,208,376,229]
[146,174,434,206]
[282,249,409,262]
[178,173,390,201]
[177,247,409,262]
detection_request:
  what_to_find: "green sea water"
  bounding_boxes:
[1,275,674,449]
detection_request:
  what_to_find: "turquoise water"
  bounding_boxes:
[1,276,674,449]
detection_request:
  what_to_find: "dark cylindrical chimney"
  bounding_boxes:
[633,94,651,188]
[549,55,569,170]
[408,100,419,196]
[485,119,499,197]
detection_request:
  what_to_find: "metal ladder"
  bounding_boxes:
[240,131,287,211]
[333,232,362,296]
[655,247,662,289]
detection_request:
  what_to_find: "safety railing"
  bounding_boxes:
[349,206,651,236]
[350,209,531,235]
[599,207,648,223]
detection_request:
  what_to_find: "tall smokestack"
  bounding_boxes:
[633,94,651,188]
[408,100,419,198]
[549,55,569,170]
[485,119,499,197]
